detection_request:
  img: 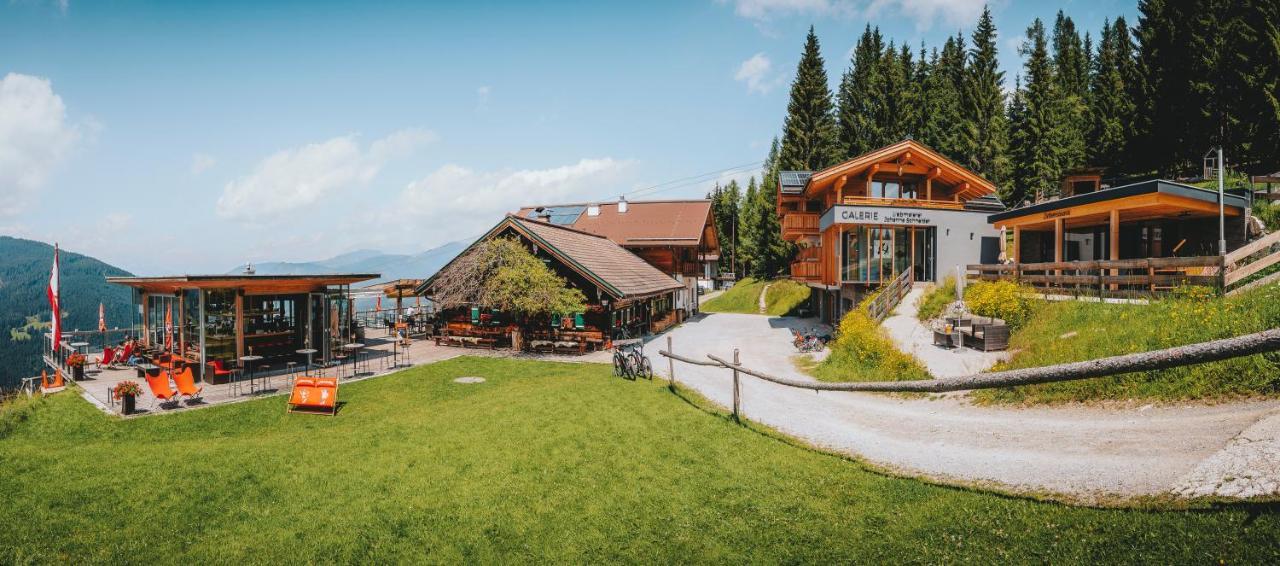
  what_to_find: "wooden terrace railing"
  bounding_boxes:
[966,256,1224,296]
[841,195,964,210]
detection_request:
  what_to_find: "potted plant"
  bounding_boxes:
[113,380,143,415]
[66,353,87,381]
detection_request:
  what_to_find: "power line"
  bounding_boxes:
[624,159,765,199]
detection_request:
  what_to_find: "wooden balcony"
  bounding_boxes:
[794,246,820,261]
[790,260,822,280]
[782,212,820,239]
[842,195,964,210]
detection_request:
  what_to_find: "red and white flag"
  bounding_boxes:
[376,296,382,312]
[47,244,61,352]
[164,304,173,352]
[98,302,106,332]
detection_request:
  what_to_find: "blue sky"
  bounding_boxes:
[0,0,1137,275]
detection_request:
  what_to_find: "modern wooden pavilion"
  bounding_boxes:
[107,273,378,381]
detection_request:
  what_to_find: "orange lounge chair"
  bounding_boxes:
[93,347,116,370]
[287,375,338,416]
[144,372,180,408]
[172,367,202,402]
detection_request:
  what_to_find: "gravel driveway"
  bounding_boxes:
[660,311,1280,502]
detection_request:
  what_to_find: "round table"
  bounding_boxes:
[340,343,364,378]
[239,355,264,394]
[296,349,318,373]
[69,341,90,354]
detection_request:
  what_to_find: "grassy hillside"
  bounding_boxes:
[977,284,1280,404]
[702,278,810,316]
[0,237,133,390]
[2,357,1278,562]
[811,296,930,383]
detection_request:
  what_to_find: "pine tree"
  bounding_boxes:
[930,34,968,159]
[837,26,886,158]
[1012,19,1068,202]
[738,177,761,276]
[1052,11,1089,171]
[780,26,840,171]
[1087,17,1136,169]
[710,181,742,275]
[961,6,1011,183]
[755,138,793,277]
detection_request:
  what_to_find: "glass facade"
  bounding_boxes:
[841,226,936,284]
[202,289,237,366]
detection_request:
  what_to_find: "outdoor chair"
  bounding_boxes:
[961,318,1009,352]
[287,376,338,416]
[144,372,180,408]
[206,360,240,385]
[93,347,116,370]
[172,367,203,402]
[111,344,134,369]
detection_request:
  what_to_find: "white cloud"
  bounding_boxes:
[0,73,82,216]
[397,157,635,240]
[865,0,987,32]
[216,128,435,220]
[190,152,216,175]
[734,53,781,94]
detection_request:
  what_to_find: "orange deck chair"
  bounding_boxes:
[172,367,203,402]
[93,347,116,370]
[144,371,180,408]
[287,375,338,416]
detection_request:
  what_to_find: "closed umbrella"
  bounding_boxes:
[998,226,1008,263]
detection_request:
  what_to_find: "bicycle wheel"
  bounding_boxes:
[612,352,626,378]
[640,357,653,380]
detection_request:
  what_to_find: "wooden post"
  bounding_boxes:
[1109,209,1120,292]
[666,335,675,390]
[1054,218,1065,286]
[234,292,245,360]
[732,348,741,423]
[1012,226,1021,263]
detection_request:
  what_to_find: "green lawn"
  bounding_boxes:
[702,278,810,316]
[977,283,1280,404]
[3,357,1278,562]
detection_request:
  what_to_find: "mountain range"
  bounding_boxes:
[226,240,471,284]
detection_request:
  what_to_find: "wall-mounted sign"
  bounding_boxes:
[1043,209,1071,220]
[825,205,936,227]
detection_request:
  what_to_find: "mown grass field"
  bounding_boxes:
[702,278,810,316]
[4,357,1278,563]
[976,284,1280,404]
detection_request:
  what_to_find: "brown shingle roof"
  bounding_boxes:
[510,216,683,299]
[516,199,715,248]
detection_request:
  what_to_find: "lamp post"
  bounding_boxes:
[1218,146,1227,256]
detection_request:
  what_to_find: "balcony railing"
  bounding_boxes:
[790,261,822,280]
[781,212,820,238]
[841,195,964,210]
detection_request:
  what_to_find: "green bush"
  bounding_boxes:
[1253,200,1280,231]
[813,295,930,383]
[963,280,1039,329]
[915,276,957,321]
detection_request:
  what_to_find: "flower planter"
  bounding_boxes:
[71,365,84,381]
[121,394,136,415]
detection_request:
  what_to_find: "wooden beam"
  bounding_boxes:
[1012,225,1021,263]
[1054,218,1064,263]
[1109,209,1120,290]
[925,177,932,201]
[835,174,848,202]
[234,293,244,361]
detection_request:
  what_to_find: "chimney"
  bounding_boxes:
[617,195,628,213]
[587,204,601,217]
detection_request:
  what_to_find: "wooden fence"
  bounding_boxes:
[865,269,913,321]
[967,256,1224,297]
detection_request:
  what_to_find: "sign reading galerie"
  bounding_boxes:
[821,205,938,229]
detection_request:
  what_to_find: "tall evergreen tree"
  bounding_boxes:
[780,26,840,171]
[755,138,792,277]
[1051,11,1089,171]
[1011,19,1068,202]
[930,34,968,159]
[737,177,761,276]
[1087,17,1137,169]
[961,6,1011,183]
[837,25,886,158]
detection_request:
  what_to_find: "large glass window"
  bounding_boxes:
[243,294,303,358]
[203,289,236,365]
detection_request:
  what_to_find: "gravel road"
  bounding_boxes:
[659,311,1280,502]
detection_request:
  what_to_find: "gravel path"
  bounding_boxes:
[881,287,1009,378]
[757,283,772,314]
[660,311,1280,502]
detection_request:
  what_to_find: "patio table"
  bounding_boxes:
[341,343,364,378]
[296,348,318,374]
[70,341,90,355]
[239,355,264,394]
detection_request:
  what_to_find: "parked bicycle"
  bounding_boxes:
[612,338,653,380]
[791,329,830,353]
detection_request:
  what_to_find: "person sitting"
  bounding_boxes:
[127,349,146,366]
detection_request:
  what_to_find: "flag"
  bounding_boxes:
[47,244,60,353]
[376,296,382,312]
[98,302,106,332]
[164,304,173,352]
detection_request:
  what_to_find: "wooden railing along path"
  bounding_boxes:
[865,269,912,321]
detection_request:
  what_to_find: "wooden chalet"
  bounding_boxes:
[777,139,1004,320]
[416,214,684,352]
[515,199,719,318]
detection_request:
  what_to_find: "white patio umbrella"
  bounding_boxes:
[997,226,1008,263]
[954,265,966,301]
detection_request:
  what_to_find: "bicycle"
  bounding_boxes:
[791,329,829,353]
[612,338,652,380]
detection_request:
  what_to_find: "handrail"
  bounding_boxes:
[1225,230,1280,266]
[663,327,1280,394]
[865,269,912,322]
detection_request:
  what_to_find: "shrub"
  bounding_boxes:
[915,276,957,321]
[963,280,1038,329]
[812,294,930,383]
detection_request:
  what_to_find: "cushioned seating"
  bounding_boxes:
[287,375,338,416]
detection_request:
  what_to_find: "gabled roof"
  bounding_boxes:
[417,215,683,301]
[987,179,1248,223]
[516,199,716,248]
[805,139,998,201]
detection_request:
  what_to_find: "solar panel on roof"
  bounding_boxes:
[526,205,585,225]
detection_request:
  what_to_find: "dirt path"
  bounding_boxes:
[660,311,1280,503]
[757,283,772,314]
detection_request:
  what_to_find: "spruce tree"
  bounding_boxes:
[837,26,885,158]
[780,26,840,171]
[1052,11,1089,171]
[738,177,761,276]
[961,6,1011,183]
[1012,19,1067,202]
[931,34,968,159]
[1087,18,1136,169]
[756,138,793,277]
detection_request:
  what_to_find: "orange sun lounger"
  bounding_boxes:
[144,372,180,408]
[287,376,338,416]
[172,367,202,401]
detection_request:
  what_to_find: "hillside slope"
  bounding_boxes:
[0,237,133,390]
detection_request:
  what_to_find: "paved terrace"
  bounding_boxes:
[72,331,615,417]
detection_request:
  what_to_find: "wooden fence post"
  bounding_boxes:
[732,348,741,423]
[666,336,675,391]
